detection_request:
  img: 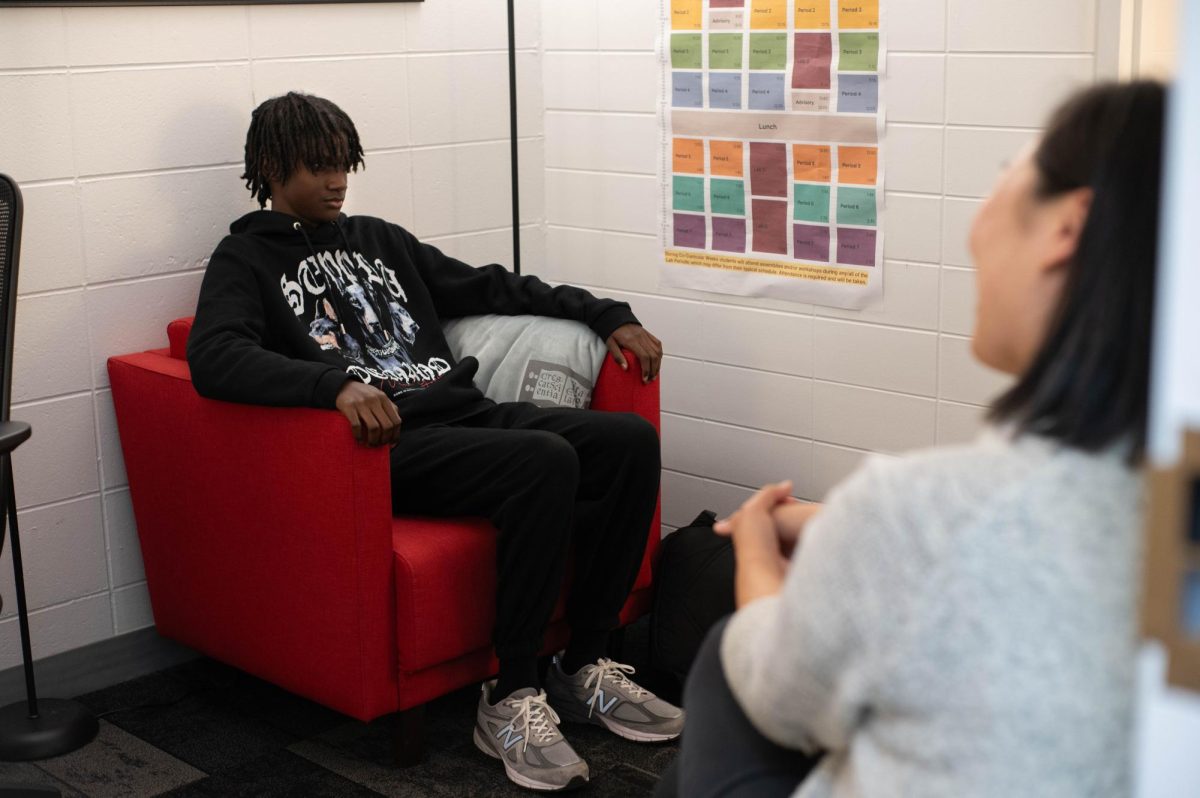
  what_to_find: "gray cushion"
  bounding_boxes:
[442,315,607,409]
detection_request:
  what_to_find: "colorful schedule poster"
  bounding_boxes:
[660,0,885,308]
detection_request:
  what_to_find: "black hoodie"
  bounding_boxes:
[187,211,638,425]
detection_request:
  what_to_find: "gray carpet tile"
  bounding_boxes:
[161,660,347,740]
[0,762,87,797]
[0,618,681,796]
[90,691,298,774]
[296,690,678,797]
[30,721,204,798]
[157,749,382,797]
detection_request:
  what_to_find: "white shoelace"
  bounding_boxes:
[505,691,561,752]
[582,658,648,718]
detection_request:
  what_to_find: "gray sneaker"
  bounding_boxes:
[545,657,685,742]
[474,681,590,792]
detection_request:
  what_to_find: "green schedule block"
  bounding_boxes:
[710,179,745,216]
[839,32,879,72]
[672,34,704,69]
[749,33,787,70]
[793,184,831,223]
[709,33,743,70]
[837,187,877,226]
[674,176,706,213]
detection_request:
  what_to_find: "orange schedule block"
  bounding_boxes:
[839,0,879,29]
[710,140,744,177]
[672,0,702,30]
[750,0,787,30]
[793,144,832,182]
[673,138,706,175]
[838,146,878,185]
[795,0,831,29]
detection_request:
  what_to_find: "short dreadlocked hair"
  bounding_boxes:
[242,92,365,208]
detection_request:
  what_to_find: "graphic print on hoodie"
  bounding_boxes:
[284,236,449,397]
[187,211,638,425]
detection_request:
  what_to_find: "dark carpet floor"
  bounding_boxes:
[0,620,681,797]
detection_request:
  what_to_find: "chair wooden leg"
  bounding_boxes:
[392,704,426,767]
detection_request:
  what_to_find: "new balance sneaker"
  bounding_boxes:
[474,681,590,792]
[545,657,685,743]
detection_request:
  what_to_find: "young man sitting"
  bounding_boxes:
[187,92,683,792]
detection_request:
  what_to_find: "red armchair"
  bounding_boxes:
[106,317,661,763]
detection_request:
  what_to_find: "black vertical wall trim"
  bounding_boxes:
[507,0,521,275]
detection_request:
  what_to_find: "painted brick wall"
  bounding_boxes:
[539,0,1112,533]
[0,0,542,670]
[0,0,1120,670]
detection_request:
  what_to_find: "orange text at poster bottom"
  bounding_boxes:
[665,250,870,285]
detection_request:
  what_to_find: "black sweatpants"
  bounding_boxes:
[389,402,660,663]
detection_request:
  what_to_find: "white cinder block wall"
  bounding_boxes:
[0,0,542,670]
[0,0,1119,670]
[538,0,1114,533]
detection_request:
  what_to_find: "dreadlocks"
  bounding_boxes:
[242,92,365,208]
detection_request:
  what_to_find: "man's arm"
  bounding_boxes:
[187,242,351,408]
[397,227,663,379]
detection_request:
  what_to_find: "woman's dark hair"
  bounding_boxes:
[989,80,1166,462]
[242,92,365,208]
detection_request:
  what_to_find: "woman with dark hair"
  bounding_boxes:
[657,80,1165,798]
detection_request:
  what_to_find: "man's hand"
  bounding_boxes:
[335,381,402,447]
[606,323,663,383]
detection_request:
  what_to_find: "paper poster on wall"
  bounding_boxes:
[660,0,885,309]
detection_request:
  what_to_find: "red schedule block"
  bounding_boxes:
[792,33,832,89]
[751,199,788,255]
[749,142,788,198]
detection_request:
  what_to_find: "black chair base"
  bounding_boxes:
[0,698,98,761]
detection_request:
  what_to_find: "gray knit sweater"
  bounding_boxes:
[721,429,1143,797]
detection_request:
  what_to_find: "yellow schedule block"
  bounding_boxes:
[793,144,832,182]
[838,146,878,185]
[673,138,706,175]
[665,250,869,286]
[750,0,787,30]
[710,140,745,177]
[672,0,702,30]
[839,0,879,29]
[795,0,831,29]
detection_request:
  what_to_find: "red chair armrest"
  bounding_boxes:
[591,348,663,580]
[107,351,398,719]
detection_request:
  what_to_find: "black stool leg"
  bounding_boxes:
[6,457,38,716]
[0,455,99,762]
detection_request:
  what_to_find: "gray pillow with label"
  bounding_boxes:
[442,315,608,409]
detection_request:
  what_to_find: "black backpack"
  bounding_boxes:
[650,510,735,682]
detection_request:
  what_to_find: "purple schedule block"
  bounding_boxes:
[837,74,878,113]
[710,0,744,6]
[793,224,830,262]
[837,227,877,266]
[674,214,707,249]
[712,217,747,253]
